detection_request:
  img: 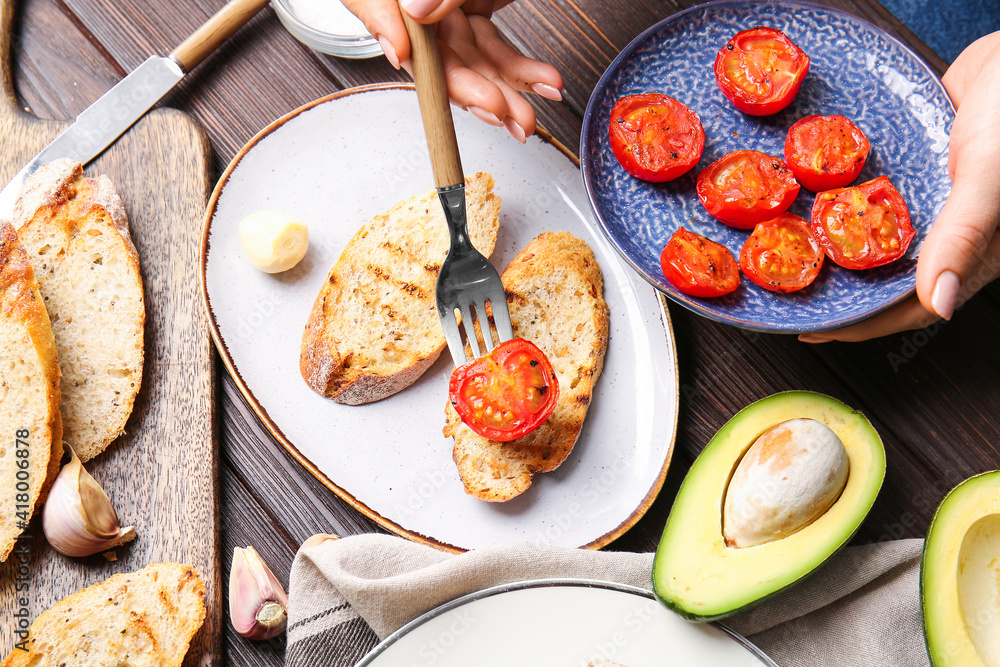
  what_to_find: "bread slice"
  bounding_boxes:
[1,562,206,666]
[0,222,61,561]
[13,159,144,462]
[445,231,610,501]
[300,172,500,405]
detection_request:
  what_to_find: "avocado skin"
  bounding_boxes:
[651,523,867,623]
[652,390,885,622]
[920,469,1000,667]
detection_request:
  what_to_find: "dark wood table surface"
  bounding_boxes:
[9,0,999,663]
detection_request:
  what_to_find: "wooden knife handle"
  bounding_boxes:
[400,10,464,189]
[171,0,270,72]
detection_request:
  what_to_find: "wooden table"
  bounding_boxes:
[9,0,999,663]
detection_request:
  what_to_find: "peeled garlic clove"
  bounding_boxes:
[42,447,136,557]
[723,418,849,548]
[239,209,309,273]
[230,546,289,640]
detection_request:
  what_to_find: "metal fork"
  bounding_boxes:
[401,12,514,366]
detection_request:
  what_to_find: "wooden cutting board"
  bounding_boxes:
[0,0,219,664]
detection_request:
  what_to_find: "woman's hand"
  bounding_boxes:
[342,0,564,143]
[800,32,1000,343]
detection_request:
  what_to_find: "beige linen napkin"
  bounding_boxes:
[285,534,925,666]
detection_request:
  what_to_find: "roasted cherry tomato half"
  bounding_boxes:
[784,114,871,192]
[740,213,824,293]
[810,175,915,270]
[714,26,810,116]
[660,227,740,298]
[696,150,801,229]
[609,93,706,182]
[449,338,559,442]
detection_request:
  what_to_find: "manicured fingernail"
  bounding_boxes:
[401,0,436,19]
[377,35,400,70]
[468,106,503,127]
[504,117,526,143]
[798,334,832,344]
[531,82,563,101]
[931,270,960,320]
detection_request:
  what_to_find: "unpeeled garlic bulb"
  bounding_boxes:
[229,545,288,640]
[42,447,136,557]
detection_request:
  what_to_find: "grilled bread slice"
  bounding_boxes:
[445,231,610,502]
[0,222,61,562]
[13,159,144,462]
[300,172,500,405]
[1,562,206,666]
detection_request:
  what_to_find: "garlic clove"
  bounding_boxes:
[229,546,289,640]
[42,447,137,557]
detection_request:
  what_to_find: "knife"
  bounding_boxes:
[0,0,270,220]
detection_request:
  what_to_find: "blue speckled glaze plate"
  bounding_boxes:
[581,0,954,333]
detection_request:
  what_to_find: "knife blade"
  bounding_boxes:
[0,0,270,221]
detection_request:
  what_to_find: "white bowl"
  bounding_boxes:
[272,0,382,59]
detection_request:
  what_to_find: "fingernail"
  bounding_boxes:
[468,106,503,127]
[377,35,400,70]
[531,82,563,101]
[931,270,960,320]
[504,117,526,143]
[401,0,436,19]
[798,334,832,344]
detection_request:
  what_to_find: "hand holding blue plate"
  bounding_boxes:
[581,0,954,333]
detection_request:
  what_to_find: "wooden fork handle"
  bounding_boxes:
[171,0,270,73]
[400,10,464,189]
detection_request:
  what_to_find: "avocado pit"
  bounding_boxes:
[723,418,849,548]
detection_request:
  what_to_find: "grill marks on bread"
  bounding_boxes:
[446,232,609,502]
[0,563,206,666]
[300,173,500,405]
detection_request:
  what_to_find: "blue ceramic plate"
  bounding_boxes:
[581,0,954,333]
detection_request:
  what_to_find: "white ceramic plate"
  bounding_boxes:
[357,580,777,666]
[201,85,679,551]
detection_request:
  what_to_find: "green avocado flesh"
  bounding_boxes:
[652,391,885,622]
[922,470,1000,667]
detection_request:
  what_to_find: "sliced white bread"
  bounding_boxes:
[300,172,500,405]
[1,562,206,666]
[13,159,144,462]
[0,222,61,562]
[445,231,610,502]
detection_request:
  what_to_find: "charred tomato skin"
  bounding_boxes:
[660,227,740,298]
[810,175,915,270]
[609,93,706,182]
[785,114,871,192]
[449,338,560,442]
[739,213,825,293]
[696,150,801,229]
[714,26,810,116]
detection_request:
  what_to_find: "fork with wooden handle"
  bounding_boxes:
[400,10,514,367]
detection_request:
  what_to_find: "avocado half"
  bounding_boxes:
[922,470,1000,666]
[652,391,886,622]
